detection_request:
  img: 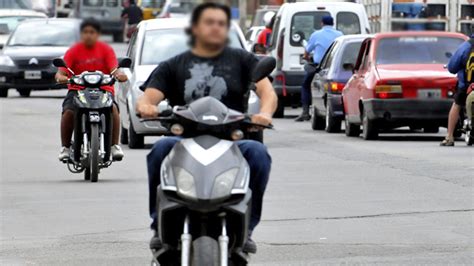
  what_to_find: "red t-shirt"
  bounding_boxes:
[257,28,272,47]
[60,41,117,94]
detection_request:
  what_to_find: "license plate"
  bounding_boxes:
[24,70,41,80]
[418,89,441,99]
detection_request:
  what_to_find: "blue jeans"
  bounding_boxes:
[147,137,272,232]
[301,70,316,106]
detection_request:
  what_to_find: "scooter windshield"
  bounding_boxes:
[175,97,245,126]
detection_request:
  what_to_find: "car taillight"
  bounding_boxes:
[275,73,287,97]
[375,85,403,99]
[330,82,345,93]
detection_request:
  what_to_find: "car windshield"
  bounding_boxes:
[0,0,55,17]
[376,36,465,65]
[0,16,42,34]
[140,28,242,65]
[8,22,76,46]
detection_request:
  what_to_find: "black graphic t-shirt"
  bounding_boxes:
[142,47,259,112]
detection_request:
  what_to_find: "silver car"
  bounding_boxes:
[116,18,259,149]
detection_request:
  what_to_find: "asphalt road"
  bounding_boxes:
[1,42,473,265]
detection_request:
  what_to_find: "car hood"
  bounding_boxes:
[376,64,455,80]
[135,64,158,83]
[3,46,69,59]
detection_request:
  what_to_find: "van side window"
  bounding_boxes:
[268,15,281,50]
[336,12,361,35]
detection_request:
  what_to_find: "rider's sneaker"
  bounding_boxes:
[440,138,455,147]
[243,233,257,254]
[111,145,124,161]
[58,146,70,161]
[150,230,163,250]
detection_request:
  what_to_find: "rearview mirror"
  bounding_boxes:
[252,56,276,83]
[343,63,355,72]
[52,58,67,68]
[118,57,132,68]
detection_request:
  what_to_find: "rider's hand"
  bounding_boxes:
[136,103,158,118]
[251,113,273,127]
[56,75,69,84]
[115,72,128,82]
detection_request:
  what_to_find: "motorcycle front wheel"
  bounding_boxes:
[90,123,100,182]
[191,236,219,266]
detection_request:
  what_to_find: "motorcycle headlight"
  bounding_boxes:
[174,167,197,200]
[0,55,15,67]
[101,76,113,85]
[211,168,239,199]
[83,74,102,85]
[72,76,84,85]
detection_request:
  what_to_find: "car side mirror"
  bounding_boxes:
[53,58,67,68]
[252,56,276,83]
[118,57,132,68]
[343,63,355,72]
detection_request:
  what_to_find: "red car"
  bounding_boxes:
[342,31,468,140]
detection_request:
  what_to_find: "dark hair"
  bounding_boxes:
[186,2,231,46]
[80,18,101,33]
[322,15,334,26]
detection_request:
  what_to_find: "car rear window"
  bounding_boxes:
[337,12,361,35]
[376,36,465,65]
[140,28,243,65]
[8,22,76,46]
[340,41,363,68]
[290,11,330,46]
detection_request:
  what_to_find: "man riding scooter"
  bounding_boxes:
[136,3,278,254]
[441,24,474,146]
[56,19,127,160]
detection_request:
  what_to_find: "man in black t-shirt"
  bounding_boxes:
[121,0,143,25]
[136,3,278,254]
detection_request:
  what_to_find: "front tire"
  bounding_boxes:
[345,116,360,137]
[362,109,378,140]
[90,124,100,182]
[128,119,144,149]
[0,88,8,98]
[325,103,341,133]
[191,236,219,266]
[273,98,284,118]
[17,88,31,97]
[311,107,325,130]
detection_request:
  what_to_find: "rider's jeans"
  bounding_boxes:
[147,136,272,233]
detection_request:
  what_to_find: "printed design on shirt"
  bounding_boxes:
[184,62,227,103]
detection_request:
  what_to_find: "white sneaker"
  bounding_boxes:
[111,145,124,161]
[58,147,70,161]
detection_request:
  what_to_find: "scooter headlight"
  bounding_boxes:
[83,74,102,85]
[211,168,239,199]
[174,167,197,200]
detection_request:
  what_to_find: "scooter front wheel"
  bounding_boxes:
[191,236,219,266]
[90,123,100,182]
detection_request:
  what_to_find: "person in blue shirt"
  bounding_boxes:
[295,15,343,122]
[441,31,474,146]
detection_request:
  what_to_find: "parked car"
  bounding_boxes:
[0,9,47,49]
[245,26,265,52]
[342,31,467,140]
[116,18,254,149]
[70,0,124,42]
[311,35,368,132]
[0,18,79,98]
[267,1,370,117]
[250,5,279,27]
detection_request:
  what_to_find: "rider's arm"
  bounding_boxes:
[254,78,277,126]
[136,88,165,118]
[55,70,69,84]
[55,48,73,84]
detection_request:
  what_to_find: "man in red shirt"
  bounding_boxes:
[56,19,127,161]
[255,12,275,53]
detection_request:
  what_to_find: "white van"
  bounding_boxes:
[268,1,370,117]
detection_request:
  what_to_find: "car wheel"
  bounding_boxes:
[0,88,8,98]
[423,126,439,134]
[362,109,378,140]
[17,88,31,97]
[325,102,341,133]
[273,98,284,118]
[311,107,325,130]
[345,116,360,137]
[121,126,129,145]
[128,118,144,149]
